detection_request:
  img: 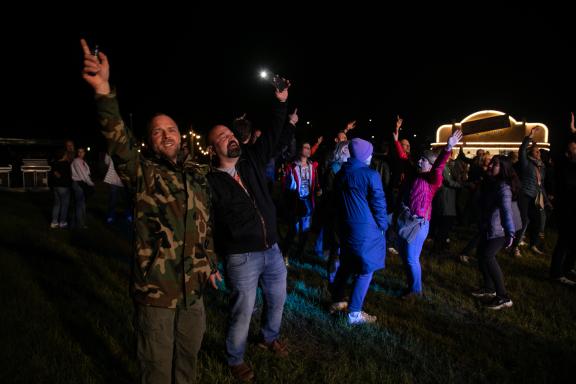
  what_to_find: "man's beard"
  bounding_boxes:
[227,142,242,158]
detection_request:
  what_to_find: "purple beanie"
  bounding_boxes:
[349,138,373,163]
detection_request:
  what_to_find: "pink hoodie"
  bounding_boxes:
[395,140,450,220]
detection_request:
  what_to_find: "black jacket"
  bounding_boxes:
[207,101,288,255]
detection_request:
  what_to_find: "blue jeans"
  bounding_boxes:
[331,261,374,313]
[72,181,86,228]
[399,220,430,293]
[225,243,287,366]
[51,186,70,224]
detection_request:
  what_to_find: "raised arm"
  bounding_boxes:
[81,39,140,187]
[249,81,289,165]
[428,129,462,187]
[393,115,409,160]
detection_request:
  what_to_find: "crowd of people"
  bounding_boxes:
[73,39,576,383]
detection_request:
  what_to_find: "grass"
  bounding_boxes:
[0,185,574,383]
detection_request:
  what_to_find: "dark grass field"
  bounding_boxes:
[1,186,574,383]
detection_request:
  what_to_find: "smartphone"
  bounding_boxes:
[92,44,100,61]
[271,75,287,92]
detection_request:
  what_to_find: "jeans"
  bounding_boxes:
[51,186,70,224]
[331,261,374,313]
[399,220,430,293]
[72,181,86,228]
[225,243,287,366]
[135,299,205,384]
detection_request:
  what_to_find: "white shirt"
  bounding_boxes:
[71,158,95,186]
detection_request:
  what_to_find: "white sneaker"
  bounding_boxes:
[329,301,348,314]
[347,311,377,325]
[59,222,68,229]
[555,277,576,286]
[387,247,399,255]
[50,222,59,229]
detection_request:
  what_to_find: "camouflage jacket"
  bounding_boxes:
[96,93,217,309]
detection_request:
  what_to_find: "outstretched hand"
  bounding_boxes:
[447,129,463,150]
[393,115,403,141]
[274,79,290,103]
[80,39,111,94]
[345,120,357,131]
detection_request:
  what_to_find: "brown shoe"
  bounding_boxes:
[257,339,289,358]
[230,362,254,382]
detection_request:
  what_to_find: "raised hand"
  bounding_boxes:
[393,115,403,141]
[447,129,463,150]
[288,108,299,125]
[274,79,290,103]
[80,39,110,94]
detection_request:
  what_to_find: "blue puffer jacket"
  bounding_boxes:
[335,158,388,273]
[480,181,516,239]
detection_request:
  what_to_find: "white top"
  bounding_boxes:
[103,154,123,187]
[71,158,95,186]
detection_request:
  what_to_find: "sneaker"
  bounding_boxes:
[50,222,59,229]
[347,311,377,325]
[485,296,513,310]
[471,288,497,298]
[387,247,399,255]
[554,276,576,286]
[458,254,470,263]
[530,245,545,255]
[329,301,348,314]
[519,239,528,247]
[230,362,254,382]
[59,222,68,229]
[257,339,288,358]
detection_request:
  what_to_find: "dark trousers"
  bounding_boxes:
[477,237,508,298]
[550,223,576,279]
[515,193,542,248]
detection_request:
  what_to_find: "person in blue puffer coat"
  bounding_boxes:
[330,138,388,325]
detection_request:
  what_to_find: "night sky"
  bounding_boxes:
[4,15,574,153]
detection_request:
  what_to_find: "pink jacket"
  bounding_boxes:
[408,149,450,220]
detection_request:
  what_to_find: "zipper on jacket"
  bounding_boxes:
[234,169,270,249]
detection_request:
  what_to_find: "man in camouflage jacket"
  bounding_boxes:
[81,39,219,384]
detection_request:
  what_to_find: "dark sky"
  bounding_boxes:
[4,15,574,152]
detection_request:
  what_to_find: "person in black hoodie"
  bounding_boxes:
[471,155,519,310]
[206,82,290,382]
